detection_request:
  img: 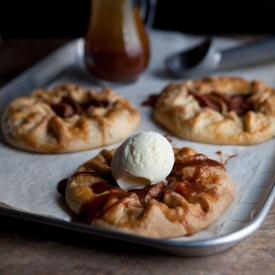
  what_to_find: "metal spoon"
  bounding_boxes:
[165,36,275,78]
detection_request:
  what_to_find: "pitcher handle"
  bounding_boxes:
[138,0,157,28]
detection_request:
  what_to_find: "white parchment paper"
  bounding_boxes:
[1,30,275,241]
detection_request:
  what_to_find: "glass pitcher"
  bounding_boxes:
[84,0,152,83]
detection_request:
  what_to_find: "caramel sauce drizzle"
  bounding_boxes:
[57,154,226,225]
[141,94,159,107]
[216,151,237,165]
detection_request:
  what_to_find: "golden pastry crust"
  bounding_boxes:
[153,76,275,145]
[63,147,235,239]
[1,84,140,153]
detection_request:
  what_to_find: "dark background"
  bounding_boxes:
[1,0,275,38]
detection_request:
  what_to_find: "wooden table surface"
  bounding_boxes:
[0,37,275,275]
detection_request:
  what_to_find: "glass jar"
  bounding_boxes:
[84,0,151,83]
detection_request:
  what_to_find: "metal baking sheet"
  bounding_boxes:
[1,31,275,256]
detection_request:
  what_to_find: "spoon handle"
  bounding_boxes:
[219,36,275,70]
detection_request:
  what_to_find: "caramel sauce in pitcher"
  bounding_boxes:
[84,0,150,82]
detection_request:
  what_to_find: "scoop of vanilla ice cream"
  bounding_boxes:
[111,132,174,191]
